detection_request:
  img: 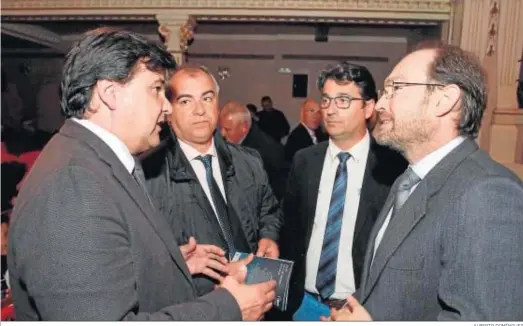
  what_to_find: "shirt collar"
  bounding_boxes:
[327,130,370,164]
[71,118,135,174]
[301,122,316,136]
[178,137,217,162]
[410,136,466,180]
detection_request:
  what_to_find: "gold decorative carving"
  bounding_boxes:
[156,13,193,64]
[179,16,197,52]
[485,0,499,56]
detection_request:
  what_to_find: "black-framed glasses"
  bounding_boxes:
[378,81,446,99]
[320,95,364,110]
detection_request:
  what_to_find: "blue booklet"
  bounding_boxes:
[231,252,294,311]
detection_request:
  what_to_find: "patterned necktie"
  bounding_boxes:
[196,154,237,258]
[132,158,153,206]
[392,167,421,217]
[316,152,351,299]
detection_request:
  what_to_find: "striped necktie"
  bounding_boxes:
[315,152,351,299]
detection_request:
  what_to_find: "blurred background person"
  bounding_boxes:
[257,95,290,143]
[220,100,288,201]
[285,98,328,161]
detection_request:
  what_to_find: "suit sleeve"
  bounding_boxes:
[13,166,241,321]
[251,151,283,243]
[279,156,299,259]
[279,155,304,315]
[284,130,300,162]
[437,176,523,321]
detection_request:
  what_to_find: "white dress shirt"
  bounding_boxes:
[372,136,467,261]
[305,131,370,299]
[178,139,227,217]
[71,118,135,174]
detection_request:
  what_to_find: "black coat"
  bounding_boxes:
[284,124,328,161]
[257,109,290,142]
[142,130,283,295]
[241,124,288,201]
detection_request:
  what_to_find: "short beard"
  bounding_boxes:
[373,104,434,155]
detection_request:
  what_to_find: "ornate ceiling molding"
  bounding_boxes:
[1,15,156,21]
[0,22,67,52]
[1,0,452,21]
[1,15,441,25]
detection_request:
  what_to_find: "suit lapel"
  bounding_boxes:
[360,137,480,301]
[61,120,194,285]
[299,124,315,146]
[304,143,328,242]
[361,182,428,301]
[353,147,376,240]
[359,181,396,298]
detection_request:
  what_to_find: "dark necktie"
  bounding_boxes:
[132,159,153,206]
[392,167,421,217]
[316,152,351,299]
[196,154,237,258]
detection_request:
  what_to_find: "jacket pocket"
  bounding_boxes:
[385,254,425,271]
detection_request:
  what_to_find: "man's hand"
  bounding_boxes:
[225,253,254,283]
[179,237,228,281]
[220,273,276,321]
[319,296,372,321]
[256,238,279,258]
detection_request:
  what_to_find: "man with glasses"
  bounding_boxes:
[325,43,523,321]
[279,62,407,321]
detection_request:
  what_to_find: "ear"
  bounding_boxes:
[95,79,118,111]
[363,99,375,120]
[434,84,460,117]
[239,120,248,132]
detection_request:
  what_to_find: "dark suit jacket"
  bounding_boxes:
[242,124,288,200]
[284,124,328,161]
[257,109,290,142]
[280,138,407,317]
[7,120,241,320]
[359,138,523,321]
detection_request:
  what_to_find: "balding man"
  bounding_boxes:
[142,66,282,316]
[284,99,328,161]
[220,101,287,200]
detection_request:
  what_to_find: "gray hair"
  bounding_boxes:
[221,101,252,129]
[195,64,220,94]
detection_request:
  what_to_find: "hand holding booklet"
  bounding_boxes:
[231,252,294,311]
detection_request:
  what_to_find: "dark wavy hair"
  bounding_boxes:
[317,62,378,101]
[60,27,176,118]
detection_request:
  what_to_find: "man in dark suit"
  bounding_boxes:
[142,65,283,299]
[219,101,288,200]
[280,62,407,321]
[284,98,328,161]
[327,44,523,321]
[7,28,275,321]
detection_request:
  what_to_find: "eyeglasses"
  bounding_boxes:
[320,95,364,110]
[378,81,446,99]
